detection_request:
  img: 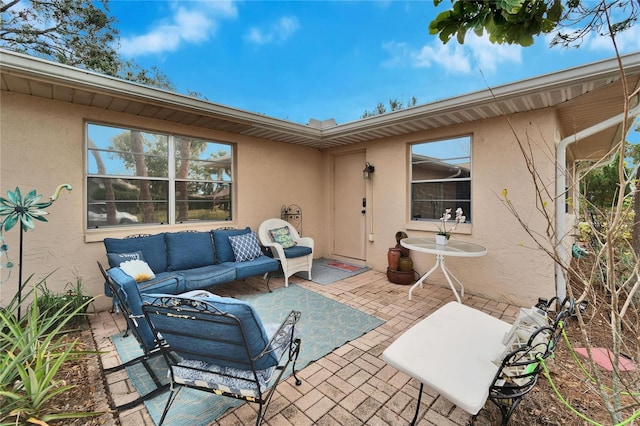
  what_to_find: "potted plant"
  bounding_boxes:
[436,208,466,245]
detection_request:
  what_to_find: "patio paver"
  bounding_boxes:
[90,269,518,425]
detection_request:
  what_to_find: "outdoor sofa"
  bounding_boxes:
[101,227,279,341]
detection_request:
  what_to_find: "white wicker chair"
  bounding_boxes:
[258,218,314,287]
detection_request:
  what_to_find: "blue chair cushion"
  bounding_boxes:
[211,227,251,263]
[142,294,278,370]
[104,234,168,273]
[283,245,313,259]
[165,231,215,271]
[171,323,291,397]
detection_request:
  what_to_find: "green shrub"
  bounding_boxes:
[0,275,102,424]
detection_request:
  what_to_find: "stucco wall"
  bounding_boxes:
[324,109,559,306]
[0,92,323,311]
[1,89,560,310]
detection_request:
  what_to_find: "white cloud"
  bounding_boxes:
[585,25,640,53]
[383,33,522,75]
[119,1,238,57]
[244,16,300,45]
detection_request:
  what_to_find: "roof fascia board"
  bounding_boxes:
[0,49,321,139]
[323,51,640,137]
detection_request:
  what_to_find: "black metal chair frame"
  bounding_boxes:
[97,261,170,410]
[141,295,302,426]
[487,297,575,425]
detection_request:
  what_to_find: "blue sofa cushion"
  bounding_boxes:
[165,231,215,271]
[136,271,185,294]
[211,227,251,263]
[224,255,279,280]
[179,265,236,290]
[104,234,168,273]
[142,294,278,370]
[284,245,313,259]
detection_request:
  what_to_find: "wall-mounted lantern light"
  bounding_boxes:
[363,162,375,180]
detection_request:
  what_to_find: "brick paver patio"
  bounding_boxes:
[90,269,520,425]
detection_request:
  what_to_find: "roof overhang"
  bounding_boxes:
[1,49,639,154]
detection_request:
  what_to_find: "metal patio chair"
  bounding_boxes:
[98,261,214,410]
[141,293,302,426]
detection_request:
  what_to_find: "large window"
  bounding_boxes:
[86,123,233,229]
[411,136,471,222]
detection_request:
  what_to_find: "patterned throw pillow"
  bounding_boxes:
[228,232,263,262]
[106,251,145,268]
[119,259,156,283]
[269,226,297,249]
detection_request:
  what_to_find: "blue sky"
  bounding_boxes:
[109,1,640,127]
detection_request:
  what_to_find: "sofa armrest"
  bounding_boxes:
[108,267,137,290]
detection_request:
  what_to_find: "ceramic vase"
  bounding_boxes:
[388,248,401,271]
[435,234,448,245]
[399,256,413,272]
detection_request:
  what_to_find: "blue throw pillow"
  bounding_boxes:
[211,227,251,263]
[228,232,262,262]
[104,234,167,273]
[106,250,145,268]
[165,231,215,271]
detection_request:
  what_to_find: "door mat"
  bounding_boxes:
[295,258,369,285]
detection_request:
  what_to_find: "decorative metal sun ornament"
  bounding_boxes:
[0,185,72,232]
[0,184,72,319]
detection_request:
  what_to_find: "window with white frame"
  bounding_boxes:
[86,123,233,229]
[411,136,471,222]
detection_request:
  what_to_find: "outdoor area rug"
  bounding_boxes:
[295,257,369,285]
[110,284,384,425]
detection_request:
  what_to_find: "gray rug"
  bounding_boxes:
[111,284,383,425]
[295,258,369,285]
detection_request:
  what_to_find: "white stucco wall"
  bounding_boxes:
[0,92,323,311]
[1,89,558,311]
[324,109,558,306]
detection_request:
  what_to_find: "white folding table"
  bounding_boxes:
[382,301,511,424]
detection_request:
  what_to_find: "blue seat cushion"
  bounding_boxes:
[222,255,279,280]
[171,323,292,397]
[136,272,185,294]
[165,231,215,271]
[283,245,312,259]
[104,234,168,273]
[179,265,236,290]
[142,294,279,370]
[211,227,251,263]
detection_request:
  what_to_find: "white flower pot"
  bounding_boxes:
[435,234,448,245]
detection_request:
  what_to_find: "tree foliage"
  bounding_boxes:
[0,0,175,90]
[429,1,640,423]
[429,0,639,47]
[362,96,417,118]
[0,0,120,74]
